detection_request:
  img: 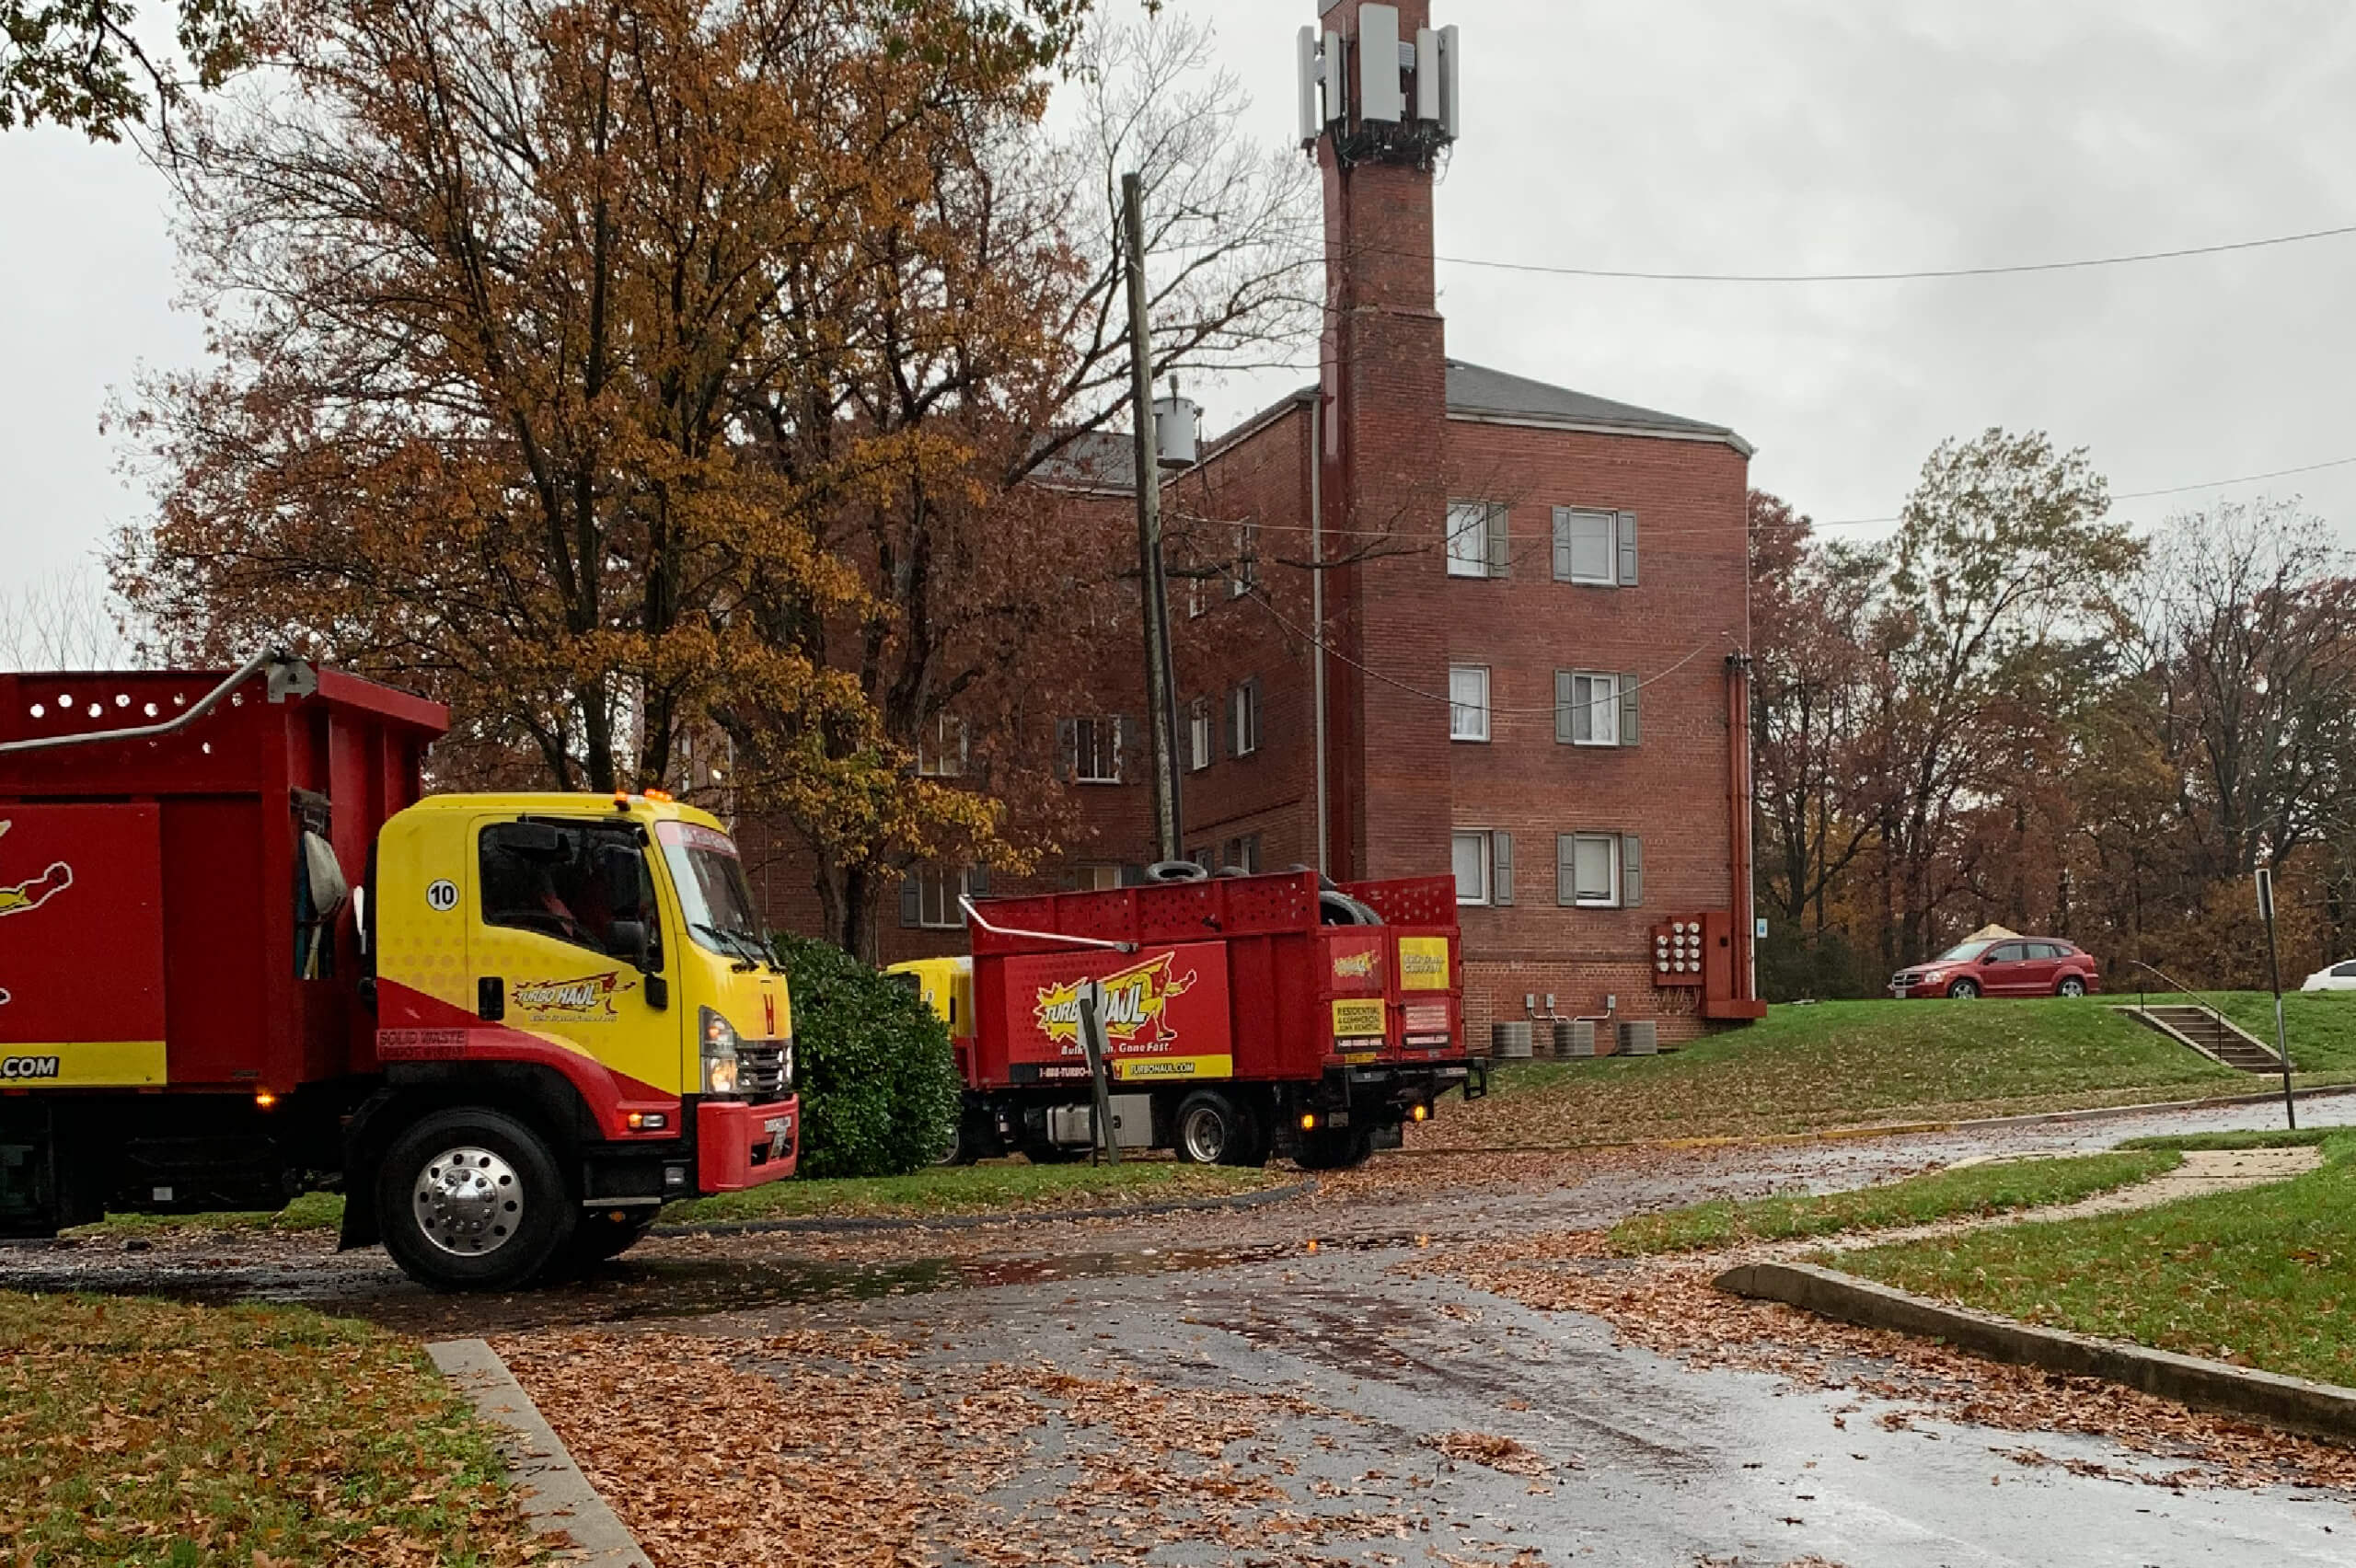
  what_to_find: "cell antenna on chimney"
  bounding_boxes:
[1298,7,1459,167]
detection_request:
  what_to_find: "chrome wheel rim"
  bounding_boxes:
[413,1145,523,1257]
[1180,1106,1228,1164]
[2062,979,2085,997]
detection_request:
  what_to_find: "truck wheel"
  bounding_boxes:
[377,1108,573,1291]
[1173,1090,1246,1166]
[1294,1125,1375,1171]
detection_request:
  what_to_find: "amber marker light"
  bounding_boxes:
[1299,1113,1318,1131]
[254,1090,279,1110]
[1411,1104,1429,1123]
[642,788,675,803]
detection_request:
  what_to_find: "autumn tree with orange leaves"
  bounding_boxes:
[116,0,1311,952]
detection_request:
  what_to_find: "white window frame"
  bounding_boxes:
[1571,833,1621,908]
[1230,681,1261,756]
[1452,830,1492,905]
[1230,523,1257,598]
[1561,509,1616,586]
[915,869,974,928]
[1188,698,1213,771]
[1567,671,1620,746]
[916,713,969,778]
[1074,864,1122,893]
[1446,502,1493,579]
[1449,665,1491,743]
[1071,716,1122,784]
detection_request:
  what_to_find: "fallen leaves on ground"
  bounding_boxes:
[1421,1432,1554,1476]
[497,1326,1460,1568]
[0,1293,541,1567]
[1426,1231,2356,1495]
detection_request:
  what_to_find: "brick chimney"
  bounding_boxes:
[1311,1,1454,882]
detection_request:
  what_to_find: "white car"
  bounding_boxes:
[2302,960,2356,992]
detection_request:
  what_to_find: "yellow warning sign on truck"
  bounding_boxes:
[1398,937,1450,991]
[1332,998,1386,1038]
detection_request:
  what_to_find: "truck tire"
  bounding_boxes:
[1294,1124,1375,1170]
[377,1107,574,1291]
[1173,1090,1248,1166]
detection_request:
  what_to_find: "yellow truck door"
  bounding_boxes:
[467,813,685,1100]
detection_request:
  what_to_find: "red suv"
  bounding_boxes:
[1889,938,2101,999]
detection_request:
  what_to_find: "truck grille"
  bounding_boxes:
[738,1040,793,1100]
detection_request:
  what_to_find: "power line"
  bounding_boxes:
[1427,220,2356,285]
[1809,453,2356,529]
[1237,584,1727,720]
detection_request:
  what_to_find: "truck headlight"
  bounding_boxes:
[700,1007,740,1097]
[779,1038,795,1095]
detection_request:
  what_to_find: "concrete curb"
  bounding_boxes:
[1715,1261,2356,1446]
[428,1338,652,1568]
[651,1176,1319,1238]
[1946,1083,2356,1132]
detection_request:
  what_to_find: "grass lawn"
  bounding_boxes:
[1607,1148,2181,1255]
[1837,1132,2356,1389]
[73,1159,1286,1237]
[1433,997,2272,1147]
[0,1293,538,1566]
[2209,990,2356,1077]
[661,1158,1284,1226]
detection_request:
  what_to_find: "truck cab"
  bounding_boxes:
[355,793,799,1285]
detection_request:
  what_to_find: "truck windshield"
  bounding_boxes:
[654,821,772,964]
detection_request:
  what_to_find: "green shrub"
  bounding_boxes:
[776,934,961,1179]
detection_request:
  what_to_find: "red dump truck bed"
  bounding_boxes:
[0,663,447,1093]
[968,871,1465,1090]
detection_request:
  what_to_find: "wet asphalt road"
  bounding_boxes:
[8,1090,2356,1564]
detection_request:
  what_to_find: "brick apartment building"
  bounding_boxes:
[755,0,1763,1042]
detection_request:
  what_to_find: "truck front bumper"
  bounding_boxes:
[697,1095,800,1192]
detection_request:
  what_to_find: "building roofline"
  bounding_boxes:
[1446,407,1758,459]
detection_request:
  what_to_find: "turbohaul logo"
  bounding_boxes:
[1034,954,1197,1048]
[0,820,75,1008]
[511,972,634,1020]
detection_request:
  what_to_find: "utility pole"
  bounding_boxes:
[1123,171,1184,864]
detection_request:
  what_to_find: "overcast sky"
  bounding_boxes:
[6,0,2355,603]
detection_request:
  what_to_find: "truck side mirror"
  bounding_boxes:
[609,918,653,970]
[597,843,643,918]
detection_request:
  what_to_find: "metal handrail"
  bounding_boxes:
[2123,957,2236,1040]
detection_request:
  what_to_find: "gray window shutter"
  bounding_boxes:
[1550,508,1573,582]
[1554,671,1575,744]
[1491,832,1514,905]
[1485,506,1511,578]
[967,865,990,897]
[1120,862,1147,886]
[1617,511,1639,586]
[1555,835,1576,906]
[1620,672,1642,746]
[1622,835,1645,907]
[1055,718,1076,780]
[898,877,921,928]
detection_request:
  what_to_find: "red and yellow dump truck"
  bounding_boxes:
[0,654,798,1289]
[894,870,1483,1169]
